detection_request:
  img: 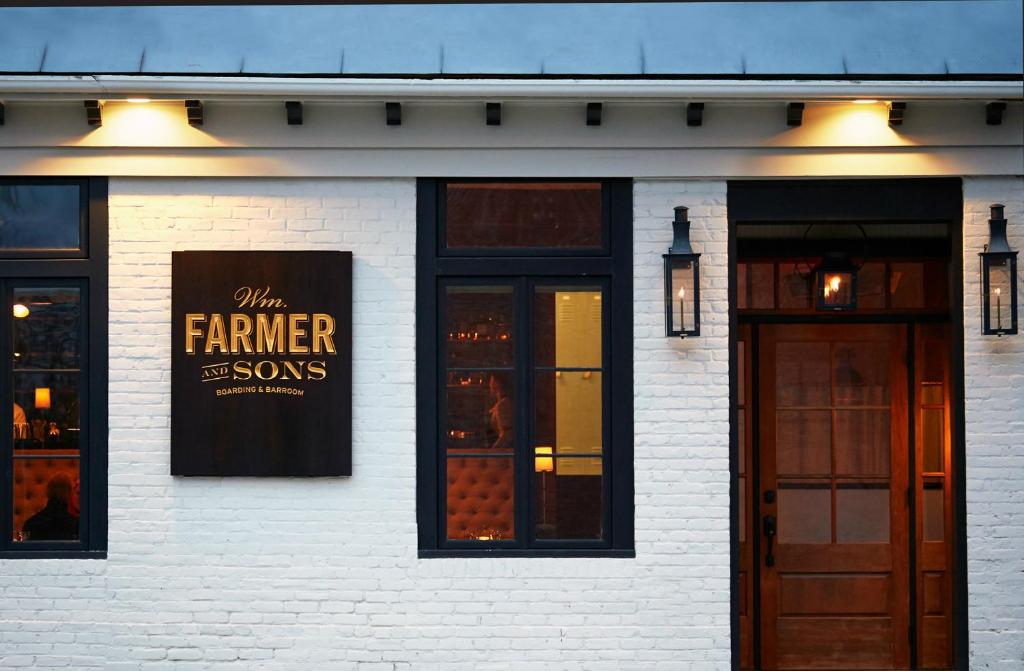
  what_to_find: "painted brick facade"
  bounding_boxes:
[963,177,1024,671]
[0,176,1020,669]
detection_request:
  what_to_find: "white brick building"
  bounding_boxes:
[0,3,1021,670]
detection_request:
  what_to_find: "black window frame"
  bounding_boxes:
[417,178,634,558]
[0,177,107,559]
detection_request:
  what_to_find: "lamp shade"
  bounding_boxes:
[35,387,51,410]
[534,446,554,473]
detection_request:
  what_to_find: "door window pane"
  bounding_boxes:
[445,286,513,367]
[922,408,945,473]
[833,342,890,406]
[446,457,514,541]
[837,485,890,543]
[534,286,602,368]
[0,184,81,251]
[835,409,890,477]
[923,485,944,541]
[776,342,830,407]
[778,484,831,544]
[778,263,812,309]
[857,262,886,309]
[534,457,603,540]
[776,410,831,476]
[446,182,603,249]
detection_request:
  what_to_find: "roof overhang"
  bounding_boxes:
[0,75,1020,102]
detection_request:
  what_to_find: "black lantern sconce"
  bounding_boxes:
[814,252,859,311]
[980,204,1018,336]
[664,206,701,338]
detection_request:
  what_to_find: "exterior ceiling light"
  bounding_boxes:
[664,206,701,338]
[84,100,102,126]
[286,100,303,125]
[980,204,1018,336]
[486,102,501,126]
[986,101,1007,125]
[185,99,204,126]
[12,303,29,319]
[125,98,151,104]
[586,102,602,126]
[888,101,907,126]
[853,99,879,104]
[385,102,402,126]
[686,102,704,127]
[786,102,805,126]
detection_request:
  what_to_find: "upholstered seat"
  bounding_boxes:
[446,457,514,540]
[13,454,78,537]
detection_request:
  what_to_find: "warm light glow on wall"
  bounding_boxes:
[794,102,906,147]
[75,101,220,148]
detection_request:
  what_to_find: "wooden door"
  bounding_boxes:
[759,324,910,670]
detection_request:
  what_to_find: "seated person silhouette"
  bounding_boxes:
[22,473,79,541]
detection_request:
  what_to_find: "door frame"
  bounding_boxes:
[727,178,968,671]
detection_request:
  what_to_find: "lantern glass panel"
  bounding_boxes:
[817,269,856,310]
[666,256,699,336]
[986,257,1013,333]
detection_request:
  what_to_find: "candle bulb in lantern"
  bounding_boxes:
[996,287,1003,330]
[678,286,686,332]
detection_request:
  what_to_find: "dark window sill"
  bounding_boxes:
[419,548,635,559]
[0,550,106,560]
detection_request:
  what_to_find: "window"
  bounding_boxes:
[417,179,633,557]
[0,178,107,558]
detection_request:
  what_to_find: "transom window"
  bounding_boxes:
[417,179,633,557]
[0,178,107,559]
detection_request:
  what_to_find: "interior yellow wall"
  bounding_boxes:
[554,290,603,476]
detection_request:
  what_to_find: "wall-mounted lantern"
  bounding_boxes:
[980,204,1018,336]
[814,252,859,311]
[664,206,700,338]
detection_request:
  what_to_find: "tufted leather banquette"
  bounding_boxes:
[446,457,514,540]
[13,453,78,536]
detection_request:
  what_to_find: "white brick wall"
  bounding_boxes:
[963,177,1024,671]
[0,178,732,670]
[0,176,1019,669]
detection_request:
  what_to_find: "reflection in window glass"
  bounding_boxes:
[0,185,81,250]
[12,287,82,543]
[778,263,812,309]
[446,182,603,249]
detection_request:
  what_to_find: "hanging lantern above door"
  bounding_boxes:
[980,204,1018,336]
[664,206,701,338]
[814,252,859,311]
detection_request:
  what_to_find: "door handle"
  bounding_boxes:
[763,514,777,567]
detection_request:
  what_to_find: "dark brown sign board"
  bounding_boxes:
[171,251,352,476]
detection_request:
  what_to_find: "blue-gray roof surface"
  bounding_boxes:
[0,2,1021,78]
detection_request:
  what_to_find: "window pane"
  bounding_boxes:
[737,262,774,309]
[534,372,602,456]
[922,408,945,473]
[833,341,890,406]
[778,484,831,544]
[776,342,830,407]
[858,262,886,309]
[445,285,513,367]
[14,457,80,542]
[534,286,602,369]
[776,410,831,477]
[446,371,514,454]
[534,457,603,540]
[837,485,890,543]
[0,184,81,250]
[446,457,514,541]
[778,263,812,309]
[13,288,81,370]
[923,485,944,541]
[446,182,603,249]
[835,409,890,477]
